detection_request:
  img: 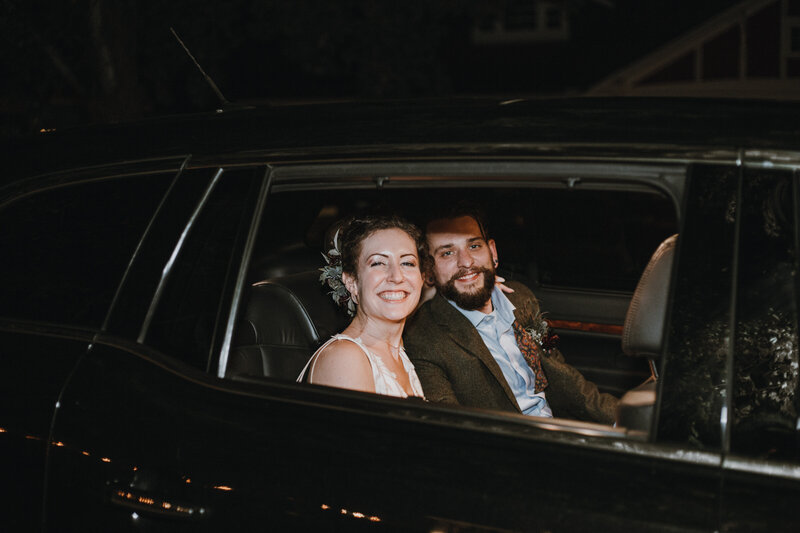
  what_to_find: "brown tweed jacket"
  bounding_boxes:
[404,281,618,424]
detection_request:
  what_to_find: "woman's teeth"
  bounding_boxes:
[380,291,407,301]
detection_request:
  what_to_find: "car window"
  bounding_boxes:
[101,167,223,339]
[233,181,676,396]
[142,168,262,371]
[732,169,799,461]
[659,164,739,450]
[0,174,171,327]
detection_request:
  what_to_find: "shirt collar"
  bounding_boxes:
[447,286,517,327]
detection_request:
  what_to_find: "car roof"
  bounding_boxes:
[4,97,800,180]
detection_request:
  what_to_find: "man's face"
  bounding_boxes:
[426,215,498,311]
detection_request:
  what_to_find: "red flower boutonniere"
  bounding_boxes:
[516,301,559,354]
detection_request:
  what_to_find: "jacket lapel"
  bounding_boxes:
[429,294,520,411]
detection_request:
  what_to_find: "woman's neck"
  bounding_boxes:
[345,314,405,358]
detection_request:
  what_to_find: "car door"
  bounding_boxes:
[0,163,177,532]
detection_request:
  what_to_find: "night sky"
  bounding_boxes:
[1,0,734,138]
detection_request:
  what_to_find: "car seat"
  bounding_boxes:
[617,234,677,432]
[227,270,349,381]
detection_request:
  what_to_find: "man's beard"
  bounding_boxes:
[437,265,495,310]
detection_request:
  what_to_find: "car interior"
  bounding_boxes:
[225,176,680,434]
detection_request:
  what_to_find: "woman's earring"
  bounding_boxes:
[494,259,499,267]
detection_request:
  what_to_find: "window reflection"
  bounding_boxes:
[320,503,381,523]
[659,164,738,449]
[732,170,800,460]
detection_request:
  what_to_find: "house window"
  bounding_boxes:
[788,58,800,76]
[472,0,569,44]
[791,26,800,52]
[504,1,538,31]
[746,0,781,77]
[545,6,563,30]
[784,2,800,77]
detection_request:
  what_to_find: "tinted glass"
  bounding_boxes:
[102,167,220,339]
[659,164,737,450]
[0,175,170,327]
[144,168,261,370]
[731,170,799,460]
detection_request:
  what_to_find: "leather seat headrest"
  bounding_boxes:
[622,234,677,359]
[227,270,349,380]
[247,270,349,346]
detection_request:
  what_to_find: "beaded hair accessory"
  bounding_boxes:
[319,229,356,316]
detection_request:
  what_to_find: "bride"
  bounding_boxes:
[297,214,426,398]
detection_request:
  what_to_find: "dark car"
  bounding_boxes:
[2,98,800,532]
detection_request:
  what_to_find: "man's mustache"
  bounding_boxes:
[449,266,493,284]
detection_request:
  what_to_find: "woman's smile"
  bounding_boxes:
[379,290,411,302]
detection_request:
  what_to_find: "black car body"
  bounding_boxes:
[2,98,800,531]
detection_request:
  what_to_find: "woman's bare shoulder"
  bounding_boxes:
[315,337,370,365]
[309,338,374,392]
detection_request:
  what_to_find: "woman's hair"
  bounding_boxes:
[337,214,425,277]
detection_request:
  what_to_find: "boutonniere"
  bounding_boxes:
[516,301,559,352]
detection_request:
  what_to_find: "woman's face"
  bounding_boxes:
[343,228,422,323]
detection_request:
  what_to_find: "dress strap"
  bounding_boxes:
[296,334,372,383]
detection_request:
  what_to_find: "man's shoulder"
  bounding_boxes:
[406,298,439,337]
[404,299,454,359]
[405,294,466,345]
[504,280,538,304]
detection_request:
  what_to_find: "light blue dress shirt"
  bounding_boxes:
[449,287,553,417]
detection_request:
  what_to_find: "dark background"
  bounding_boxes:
[1,0,733,138]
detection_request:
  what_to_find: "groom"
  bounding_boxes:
[404,206,618,424]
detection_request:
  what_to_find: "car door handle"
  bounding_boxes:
[109,487,208,520]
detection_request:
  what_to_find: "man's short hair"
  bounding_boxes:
[422,200,490,240]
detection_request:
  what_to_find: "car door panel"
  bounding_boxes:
[536,288,650,396]
[45,338,722,532]
[0,328,91,532]
[720,459,800,531]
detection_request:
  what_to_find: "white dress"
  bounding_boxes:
[297,334,426,399]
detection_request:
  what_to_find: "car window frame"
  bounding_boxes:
[99,163,270,371]
[218,159,686,443]
[212,165,273,376]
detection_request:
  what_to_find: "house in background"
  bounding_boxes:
[587,0,800,99]
[462,0,620,94]
[472,0,575,45]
